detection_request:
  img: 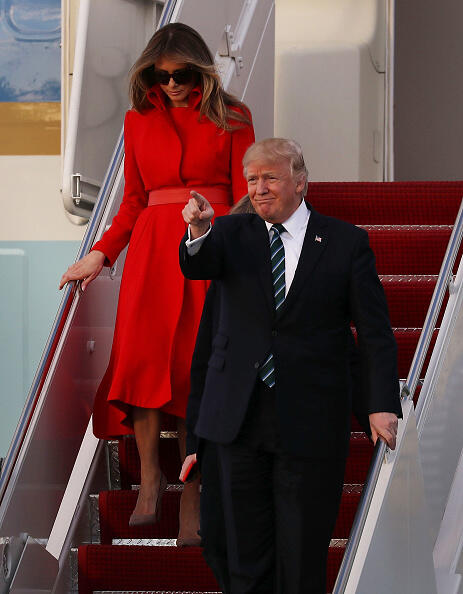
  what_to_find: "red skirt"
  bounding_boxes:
[92,187,231,439]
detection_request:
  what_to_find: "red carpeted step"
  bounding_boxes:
[344,433,373,484]
[395,328,438,379]
[332,486,362,539]
[307,181,463,225]
[98,486,361,544]
[381,276,443,328]
[367,227,455,275]
[119,433,374,491]
[119,437,181,489]
[78,543,345,593]
[77,545,218,593]
[99,489,181,544]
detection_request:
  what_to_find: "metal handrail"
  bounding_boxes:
[412,198,463,419]
[0,0,179,507]
[0,133,124,506]
[332,197,463,593]
[332,439,386,592]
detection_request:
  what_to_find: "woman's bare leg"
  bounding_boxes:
[131,407,162,517]
[177,417,201,544]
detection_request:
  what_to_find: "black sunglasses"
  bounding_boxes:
[154,67,195,86]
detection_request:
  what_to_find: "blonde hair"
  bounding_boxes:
[242,138,309,194]
[129,23,250,130]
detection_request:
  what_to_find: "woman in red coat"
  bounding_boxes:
[60,23,254,543]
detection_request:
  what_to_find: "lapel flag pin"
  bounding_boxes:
[315,235,322,243]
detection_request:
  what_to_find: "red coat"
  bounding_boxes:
[92,85,255,438]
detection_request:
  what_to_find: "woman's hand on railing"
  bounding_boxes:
[59,250,106,291]
[368,412,398,450]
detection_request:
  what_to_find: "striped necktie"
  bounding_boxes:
[259,224,286,388]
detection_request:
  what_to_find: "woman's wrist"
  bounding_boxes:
[90,249,106,264]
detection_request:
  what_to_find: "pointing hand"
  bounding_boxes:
[182,191,215,239]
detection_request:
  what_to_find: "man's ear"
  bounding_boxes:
[295,174,306,195]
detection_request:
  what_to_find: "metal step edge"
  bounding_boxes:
[106,440,121,491]
[89,493,100,544]
[359,224,454,231]
[70,547,78,594]
[131,483,184,492]
[126,483,359,493]
[92,484,183,493]
[379,274,438,282]
[110,538,348,547]
[126,482,362,493]
[108,432,178,444]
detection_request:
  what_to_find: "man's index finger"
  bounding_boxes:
[190,190,203,204]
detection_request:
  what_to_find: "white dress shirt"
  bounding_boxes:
[265,200,310,295]
[186,199,311,296]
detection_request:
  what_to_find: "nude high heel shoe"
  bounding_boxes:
[129,473,168,527]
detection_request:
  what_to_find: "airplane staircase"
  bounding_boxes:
[73,181,463,592]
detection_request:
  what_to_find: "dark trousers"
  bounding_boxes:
[199,439,231,594]
[217,382,346,594]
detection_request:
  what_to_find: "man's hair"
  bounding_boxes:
[242,138,309,195]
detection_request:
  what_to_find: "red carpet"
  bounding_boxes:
[395,328,438,378]
[99,489,181,543]
[382,277,441,328]
[78,546,218,593]
[79,181,461,592]
[308,181,463,224]
[98,485,362,545]
[367,227,458,275]
[78,544,346,593]
[119,436,181,489]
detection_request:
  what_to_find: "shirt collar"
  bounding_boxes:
[264,199,310,238]
[146,84,202,111]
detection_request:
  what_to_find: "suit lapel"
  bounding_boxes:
[276,208,329,319]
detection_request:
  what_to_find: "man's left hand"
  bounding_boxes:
[369,412,398,450]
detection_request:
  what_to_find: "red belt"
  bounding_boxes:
[148,186,231,206]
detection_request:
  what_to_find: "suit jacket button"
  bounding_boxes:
[254,362,260,369]
[271,330,277,337]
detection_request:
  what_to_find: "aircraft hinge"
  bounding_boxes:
[218,25,244,76]
[71,173,81,205]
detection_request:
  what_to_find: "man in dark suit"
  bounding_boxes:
[179,138,401,593]
[181,198,371,594]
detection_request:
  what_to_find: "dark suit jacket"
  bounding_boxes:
[180,205,401,459]
[185,282,372,456]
